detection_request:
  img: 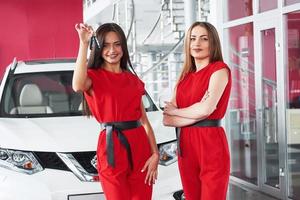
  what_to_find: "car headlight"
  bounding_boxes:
[0,148,43,174]
[159,141,177,166]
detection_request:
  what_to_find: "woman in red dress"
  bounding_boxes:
[72,23,159,200]
[163,21,231,200]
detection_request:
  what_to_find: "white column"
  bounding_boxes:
[167,53,175,93]
[208,0,217,25]
[115,2,119,24]
[198,0,202,21]
[125,0,128,32]
[132,20,137,63]
[147,52,155,97]
[183,0,196,30]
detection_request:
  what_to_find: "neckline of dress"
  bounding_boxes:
[193,63,211,74]
[101,68,125,75]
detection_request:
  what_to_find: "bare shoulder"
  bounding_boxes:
[211,68,229,80]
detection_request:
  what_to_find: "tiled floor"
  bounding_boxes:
[228,183,280,200]
[172,183,280,200]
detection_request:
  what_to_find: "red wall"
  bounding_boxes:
[0,0,82,78]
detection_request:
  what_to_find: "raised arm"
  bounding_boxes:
[164,68,229,120]
[72,23,93,92]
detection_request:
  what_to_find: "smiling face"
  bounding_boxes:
[189,25,210,63]
[101,31,123,66]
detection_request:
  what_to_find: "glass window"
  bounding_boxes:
[0,72,83,117]
[0,71,158,118]
[224,0,253,21]
[285,11,300,199]
[285,0,300,6]
[225,23,257,184]
[259,0,277,12]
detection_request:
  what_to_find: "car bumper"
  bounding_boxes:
[0,162,181,200]
[0,168,103,200]
[154,162,182,200]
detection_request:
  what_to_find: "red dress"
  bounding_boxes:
[176,61,231,200]
[84,68,152,200]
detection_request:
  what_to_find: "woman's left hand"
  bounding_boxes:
[163,101,178,116]
[141,153,159,185]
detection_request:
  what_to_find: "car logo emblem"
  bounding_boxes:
[91,155,97,169]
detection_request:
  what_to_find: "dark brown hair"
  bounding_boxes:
[178,21,223,83]
[82,23,133,116]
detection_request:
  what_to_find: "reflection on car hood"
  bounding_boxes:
[0,113,176,152]
[146,111,177,143]
[0,116,99,152]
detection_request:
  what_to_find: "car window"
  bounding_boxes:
[142,93,158,112]
[0,71,82,117]
[0,71,158,118]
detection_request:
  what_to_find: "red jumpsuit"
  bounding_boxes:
[84,68,152,200]
[176,61,231,200]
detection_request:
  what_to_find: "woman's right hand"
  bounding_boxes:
[75,23,94,45]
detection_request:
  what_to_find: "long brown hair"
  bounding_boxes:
[177,21,223,83]
[82,23,133,116]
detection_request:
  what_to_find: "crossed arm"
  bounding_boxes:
[163,68,229,127]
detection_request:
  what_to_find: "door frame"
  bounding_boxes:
[254,15,287,199]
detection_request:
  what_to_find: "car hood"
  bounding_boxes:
[0,114,176,152]
[146,111,177,143]
[0,116,100,152]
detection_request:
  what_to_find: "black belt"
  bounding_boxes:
[101,120,141,169]
[176,119,221,156]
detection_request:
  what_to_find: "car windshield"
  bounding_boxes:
[0,71,157,118]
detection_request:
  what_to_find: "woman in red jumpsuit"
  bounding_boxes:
[73,23,159,200]
[163,21,231,200]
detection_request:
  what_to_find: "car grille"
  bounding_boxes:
[34,152,70,171]
[34,151,98,174]
[71,152,98,174]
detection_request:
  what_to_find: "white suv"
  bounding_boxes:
[0,59,181,200]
